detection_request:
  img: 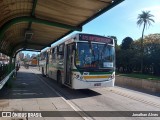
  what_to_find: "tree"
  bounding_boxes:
[121,37,133,50]
[116,37,135,73]
[137,11,154,73]
[143,34,160,75]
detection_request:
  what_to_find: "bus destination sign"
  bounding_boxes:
[79,34,113,44]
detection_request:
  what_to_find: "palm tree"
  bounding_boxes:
[137,11,154,73]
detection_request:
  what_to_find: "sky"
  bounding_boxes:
[81,0,160,44]
[23,0,160,55]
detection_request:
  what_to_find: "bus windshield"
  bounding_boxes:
[75,42,114,69]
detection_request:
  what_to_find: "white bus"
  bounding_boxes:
[39,33,115,89]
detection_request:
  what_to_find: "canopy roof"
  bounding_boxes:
[0,0,123,57]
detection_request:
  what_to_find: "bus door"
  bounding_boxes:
[65,43,73,86]
[45,52,49,76]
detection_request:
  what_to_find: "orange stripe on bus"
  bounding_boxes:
[83,75,109,79]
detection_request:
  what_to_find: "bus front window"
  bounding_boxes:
[76,42,114,69]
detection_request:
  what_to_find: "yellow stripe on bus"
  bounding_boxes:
[83,75,110,79]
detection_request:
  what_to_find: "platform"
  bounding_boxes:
[0,67,83,120]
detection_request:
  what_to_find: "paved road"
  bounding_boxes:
[0,67,160,120]
[0,67,83,120]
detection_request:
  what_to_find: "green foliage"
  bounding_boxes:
[116,33,160,76]
[116,37,137,73]
[121,37,133,50]
[21,58,27,61]
[137,11,154,29]
[137,11,155,72]
[143,34,160,75]
[118,73,160,81]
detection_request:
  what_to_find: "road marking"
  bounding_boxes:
[31,69,93,120]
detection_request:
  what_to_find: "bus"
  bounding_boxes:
[39,33,115,89]
[39,50,48,75]
[31,57,38,66]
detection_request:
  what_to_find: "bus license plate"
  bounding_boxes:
[94,83,101,86]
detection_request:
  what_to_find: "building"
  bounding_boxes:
[19,52,24,60]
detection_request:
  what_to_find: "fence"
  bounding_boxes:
[0,63,15,89]
[0,64,8,81]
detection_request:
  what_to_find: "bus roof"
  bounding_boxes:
[41,33,114,53]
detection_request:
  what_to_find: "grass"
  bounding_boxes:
[117,73,160,81]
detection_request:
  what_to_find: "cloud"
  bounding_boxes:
[128,5,160,24]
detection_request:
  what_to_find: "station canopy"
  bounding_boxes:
[0,0,123,57]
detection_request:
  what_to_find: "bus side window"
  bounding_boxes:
[39,53,42,60]
[43,52,47,60]
[41,52,45,60]
[52,48,55,62]
[58,44,64,54]
[58,44,64,59]
[46,52,49,64]
[53,47,58,62]
[49,49,52,62]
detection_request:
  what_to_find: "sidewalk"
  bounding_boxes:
[0,67,83,120]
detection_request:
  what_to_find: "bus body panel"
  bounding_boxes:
[39,60,46,75]
[39,33,115,89]
[72,78,114,89]
[71,71,115,89]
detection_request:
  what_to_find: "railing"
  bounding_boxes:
[0,64,8,80]
[0,63,15,90]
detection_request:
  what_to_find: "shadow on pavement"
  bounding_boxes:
[0,68,101,100]
[0,71,59,99]
[36,73,101,100]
